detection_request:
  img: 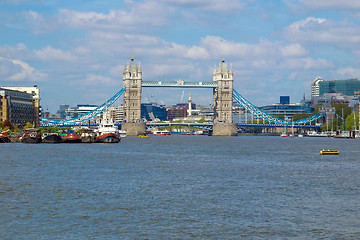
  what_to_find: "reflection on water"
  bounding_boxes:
[1,136,360,239]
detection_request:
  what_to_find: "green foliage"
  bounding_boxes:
[12,126,20,132]
[331,104,352,119]
[292,113,311,122]
[24,122,33,129]
[170,120,183,123]
[1,120,20,132]
[272,115,285,120]
[345,112,359,131]
[197,118,206,123]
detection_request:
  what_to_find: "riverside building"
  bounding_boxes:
[0,87,37,127]
[260,96,313,121]
[1,86,40,127]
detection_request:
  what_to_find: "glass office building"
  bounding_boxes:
[141,103,167,121]
[318,79,360,96]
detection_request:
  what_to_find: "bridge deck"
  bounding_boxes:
[142,81,218,88]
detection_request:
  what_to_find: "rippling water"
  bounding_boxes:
[1,136,360,239]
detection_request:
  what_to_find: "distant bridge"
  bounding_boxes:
[40,121,321,130]
[40,86,326,128]
[142,80,218,88]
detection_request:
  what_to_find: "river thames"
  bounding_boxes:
[1,135,359,239]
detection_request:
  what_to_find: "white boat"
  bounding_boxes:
[153,130,171,135]
[94,113,120,143]
[306,131,328,137]
[118,130,127,138]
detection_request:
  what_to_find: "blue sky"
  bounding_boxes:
[1,0,360,113]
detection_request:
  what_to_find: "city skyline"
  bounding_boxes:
[1,1,360,113]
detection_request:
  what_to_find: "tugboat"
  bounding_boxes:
[21,128,42,143]
[0,131,11,143]
[61,130,82,143]
[95,113,120,143]
[42,133,62,143]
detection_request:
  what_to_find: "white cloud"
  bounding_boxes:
[69,74,117,86]
[286,17,327,32]
[335,67,360,78]
[6,59,47,82]
[34,46,77,61]
[283,17,360,49]
[0,0,43,5]
[281,43,308,57]
[166,0,246,12]
[289,0,360,10]
[24,2,171,33]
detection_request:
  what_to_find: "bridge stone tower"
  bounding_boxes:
[212,58,238,136]
[122,57,146,136]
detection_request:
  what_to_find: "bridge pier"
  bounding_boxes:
[121,122,146,136]
[212,123,238,136]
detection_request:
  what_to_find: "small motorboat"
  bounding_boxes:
[320,149,339,155]
[153,130,171,135]
[138,134,149,138]
[119,130,127,138]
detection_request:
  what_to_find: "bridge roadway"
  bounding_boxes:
[40,122,321,129]
[142,81,218,88]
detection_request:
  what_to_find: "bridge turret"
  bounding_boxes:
[122,57,146,135]
[212,58,237,136]
[213,58,234,123]
[123,57,143,123]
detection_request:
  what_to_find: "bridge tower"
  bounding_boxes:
[122,57,146,136]
[212,58,237,136]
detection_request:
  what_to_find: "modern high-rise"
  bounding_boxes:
[311,76,324,97]
[312,77,360,97]
[141,103,167,121]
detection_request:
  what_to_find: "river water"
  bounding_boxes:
[1,135,359,239]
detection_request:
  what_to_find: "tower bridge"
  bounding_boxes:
[122,57,236,136]
[40,57,328,135]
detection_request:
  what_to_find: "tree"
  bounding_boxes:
[345,112,359,131]
[292,113,311,122]
[2,120,13,130]
[24,122,33,129]
[331,103,352,120]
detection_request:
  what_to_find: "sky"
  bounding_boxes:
[1,0,360,113]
